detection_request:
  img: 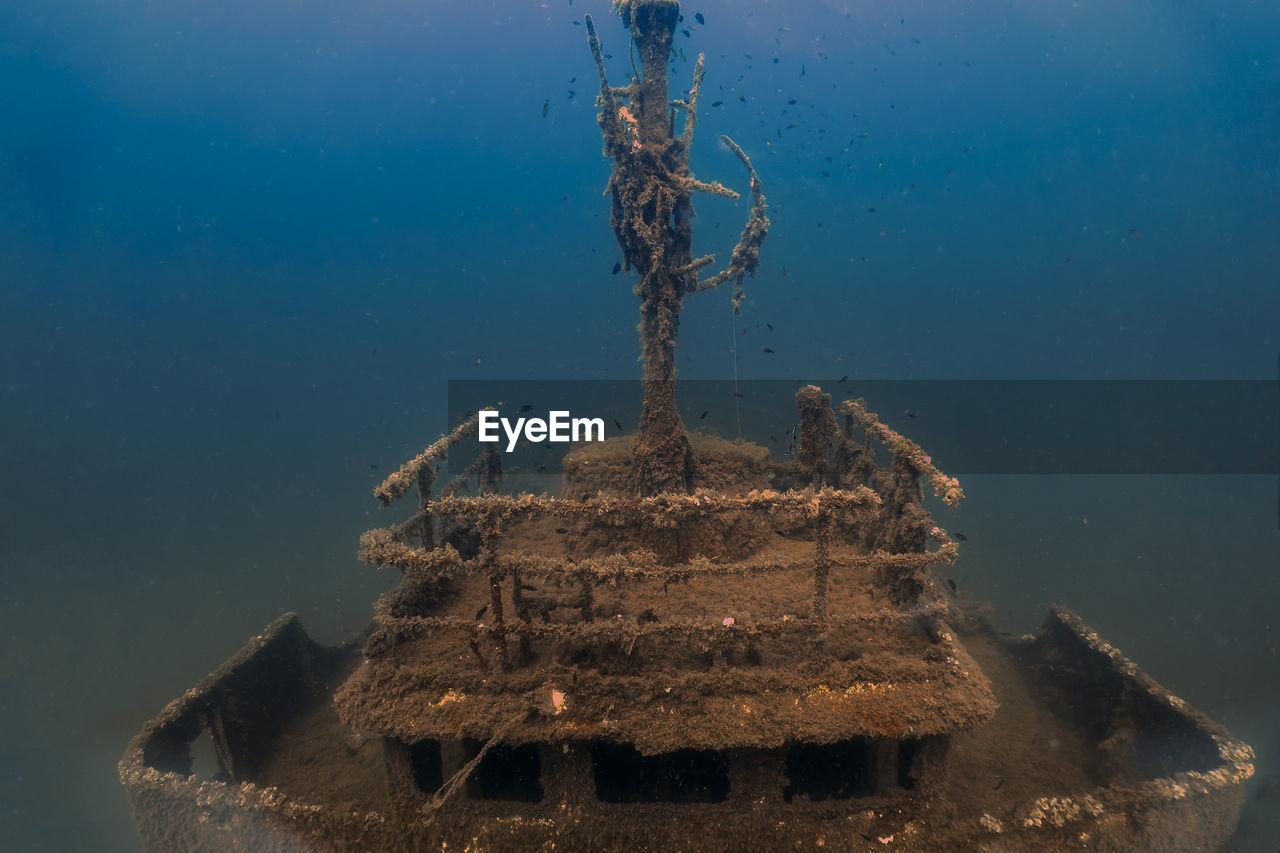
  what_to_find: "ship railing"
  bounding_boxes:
[361,401,963,669]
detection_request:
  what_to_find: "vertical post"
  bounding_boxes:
[481,517,507,664]
[812,499,832,624]
[415,465,435,549]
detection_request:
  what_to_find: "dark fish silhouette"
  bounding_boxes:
[474,605,488,620]
[766,323,774,331]
[954,532,969,542]
[698,410,709,419]
[542,99,549,118]
[711,100,723,107]
[613,418,624,431]
[695,12,705,24]
[837,375,848,383]
[762,347,775,354]
[518,404,533,414]
[612,262,622,274]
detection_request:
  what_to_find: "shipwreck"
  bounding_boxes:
[119,2,1253,850]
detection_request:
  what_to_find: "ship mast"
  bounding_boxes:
[586,0,769,495]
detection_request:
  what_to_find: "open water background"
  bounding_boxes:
[1,1,1277,849]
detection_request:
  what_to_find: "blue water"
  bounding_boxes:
[1,1,1277,849]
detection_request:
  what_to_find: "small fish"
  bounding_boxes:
[681,28,691,38]
[612,262,622,274]
[837,375,848,383]
[613,417,624,431]
[954,532,969,542]
[786,121,798,129]
[536,464,548,473]
[904,410,919,418]
[555,527,569,534]
[519,582,537,592]
[698,410,708,419]
[371,348,377,357]
[867,207,877,213]
[369,464,379,470]
[770,435,778,443]
[762,347,775,354]
[1129,228,1141,237]
[517,404,533,414]
[475,356,482,366]
[788,98,797,105]
[1064,256,1074,265]
[947,578,958,592]
[474,604,488,621]
[542,99,549,118]
[738,94,746,103]
[695,12,704,24]
[781,266,787,277]
[711,100,723,107]
[732,391,744,399]
[765,323,774,331]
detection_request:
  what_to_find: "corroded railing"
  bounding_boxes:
[360,391,964,672]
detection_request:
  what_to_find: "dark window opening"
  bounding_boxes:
[409,740,442,793]
[897,738,920,790]
[784,739,875,802]
[592,743,729,803]
[463,740,543,802]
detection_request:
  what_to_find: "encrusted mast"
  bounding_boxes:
[586,0,769,496]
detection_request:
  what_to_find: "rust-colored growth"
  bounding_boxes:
[796,384,837,486]
[585,4,769,496]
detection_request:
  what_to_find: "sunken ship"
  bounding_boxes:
[119,2,1253,850]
